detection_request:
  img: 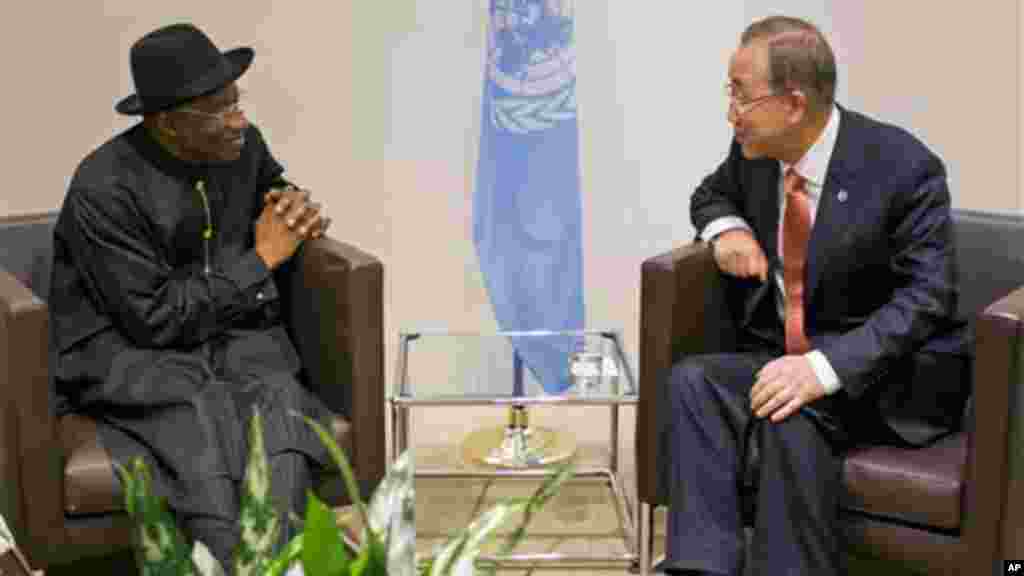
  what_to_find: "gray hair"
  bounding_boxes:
[741,16,837,114]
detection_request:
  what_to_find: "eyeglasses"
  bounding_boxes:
[177,90,246,126]
[725,83,781,116]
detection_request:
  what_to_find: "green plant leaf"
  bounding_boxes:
[0,512,13,554]
[476,459,576,575]
[294,413,383,555]
[348,533,389,576]
[115,462,137,516]
[348,544,369,576]
[191,541,227,576]
[365,522,390,576]
[434,459,577,576]
[265,534,304,576]
[492,459,575,557]
[429,501,525,576]
[301,491,350,576]
[118,457,197,575]
[234,408,280,576]
[294,413,366,515]
[367,450,416,576]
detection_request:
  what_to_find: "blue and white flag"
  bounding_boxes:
[473,0,584,395]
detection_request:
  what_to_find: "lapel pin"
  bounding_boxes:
[837,189,848,203]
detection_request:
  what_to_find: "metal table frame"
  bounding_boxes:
[386,329,639,570]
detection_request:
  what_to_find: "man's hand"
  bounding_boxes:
[254,202,304,270]
[712,229,768,282]
[265,186,332,239]
[750,355,826,423]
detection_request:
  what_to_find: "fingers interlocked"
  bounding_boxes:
[265,186,329,241]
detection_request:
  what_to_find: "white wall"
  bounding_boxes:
[828,2,1018,213]
[580,2,742,368]
[1,1,1017,488]
[5,2,1016,346]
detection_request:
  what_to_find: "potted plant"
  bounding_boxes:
[117,409,574,575]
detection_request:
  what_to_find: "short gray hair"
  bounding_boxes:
[741,16,837,114]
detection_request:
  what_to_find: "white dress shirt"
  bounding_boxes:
[700,105,842,394]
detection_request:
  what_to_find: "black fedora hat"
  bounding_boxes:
[115,23,254,115]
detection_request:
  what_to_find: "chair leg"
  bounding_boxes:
[639,501,652,576]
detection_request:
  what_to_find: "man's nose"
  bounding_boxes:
[226,110,249,132]
[727,103,740,126]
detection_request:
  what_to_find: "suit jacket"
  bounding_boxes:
[691,106,970,445]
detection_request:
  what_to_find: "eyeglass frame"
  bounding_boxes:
[725,83,786,116]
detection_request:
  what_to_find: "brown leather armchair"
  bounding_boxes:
[0,212,386,571]
[637,209,1024,575]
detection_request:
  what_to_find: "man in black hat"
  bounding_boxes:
[50,23,339,570]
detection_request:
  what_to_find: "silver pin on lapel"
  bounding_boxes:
[837,189,848,202]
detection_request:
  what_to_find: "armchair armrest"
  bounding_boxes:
[966,286,1024,565]
[280,237,385,499]
[637,242,736,505]
[0,268,63,562]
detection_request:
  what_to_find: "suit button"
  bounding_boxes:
[256,291,264,301]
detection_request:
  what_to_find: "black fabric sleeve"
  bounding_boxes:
[66,184,276,349]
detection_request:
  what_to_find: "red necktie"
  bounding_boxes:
[782,168,812,354]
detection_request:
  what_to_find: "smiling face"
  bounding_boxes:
[727,40,796,160]
[161,83,249,163]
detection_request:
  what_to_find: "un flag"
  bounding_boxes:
[473,0,584,395]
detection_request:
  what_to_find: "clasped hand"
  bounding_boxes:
[265,185,331,239]
[255,185,332,269]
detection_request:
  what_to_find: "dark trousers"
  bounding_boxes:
[658,352,861,576]
[181,451,312,572]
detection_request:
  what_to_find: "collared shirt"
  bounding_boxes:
[700,105,842,394]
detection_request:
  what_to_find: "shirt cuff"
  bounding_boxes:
[806,350,842,395]
[223,249,279,304]
[700,216,752,242]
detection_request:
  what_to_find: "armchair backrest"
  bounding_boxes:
[949,210,1024,431]
[0,213,56,300]
[953,209,1024,321]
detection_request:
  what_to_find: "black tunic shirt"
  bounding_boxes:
[52,123,284,367]
[49,123,331,511]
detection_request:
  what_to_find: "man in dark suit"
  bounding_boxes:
[657,16,970,576]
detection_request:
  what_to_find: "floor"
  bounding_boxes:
[45,442,925,575]
[355,477,922,575]
[343,442,924,576]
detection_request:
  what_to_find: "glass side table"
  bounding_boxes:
[388,329,638,569]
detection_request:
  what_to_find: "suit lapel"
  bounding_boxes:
[804,107,862,308]
[804,175,846,305]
